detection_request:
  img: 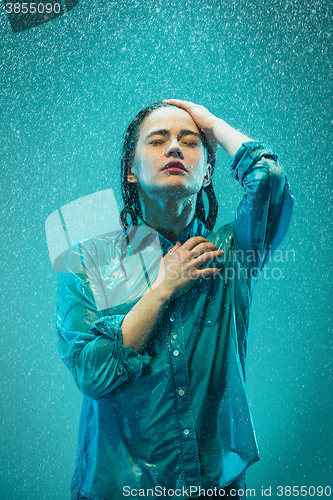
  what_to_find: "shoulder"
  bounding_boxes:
[59,230,126,275]
[207,222,234,245]
[206,223,235,259]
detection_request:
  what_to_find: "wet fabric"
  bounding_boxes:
[56,142,293,500]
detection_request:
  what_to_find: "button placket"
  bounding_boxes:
[167,303,202,484]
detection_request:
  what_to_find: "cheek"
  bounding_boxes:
[188,147,206,163]
[135,150,162,176]
[141,149,165,167]
[192,163,210,187]
[189,155,207,175]
[132,161,154,186]
[132,154,148,176]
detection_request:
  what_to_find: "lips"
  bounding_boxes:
[162,161,188,172]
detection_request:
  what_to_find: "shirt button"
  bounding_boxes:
[183,428,190,436]
[170,314,175,322]
[178,389,185,396]
[173,349,179,357]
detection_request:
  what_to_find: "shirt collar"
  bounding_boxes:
[132,217,209,253]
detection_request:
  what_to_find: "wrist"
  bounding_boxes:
[211,119,253,157]
[211,118,231,145]
[148,281,173,304]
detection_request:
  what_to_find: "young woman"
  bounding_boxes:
[57,100,293,500]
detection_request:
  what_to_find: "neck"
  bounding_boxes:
[139,192,197,241]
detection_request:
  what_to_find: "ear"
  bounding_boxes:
[127,168,139,184]
[202,163,212,188]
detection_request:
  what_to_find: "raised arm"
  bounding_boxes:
[163,99,293,270]
[229,142,293,271]
[163,98,254,156]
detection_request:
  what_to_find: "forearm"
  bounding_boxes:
[211,118,253,157]
[121,283,172,353]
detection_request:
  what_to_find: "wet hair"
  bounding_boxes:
[120,101,218,232]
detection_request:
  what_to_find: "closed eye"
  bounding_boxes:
[149,140,165,145]
[182,141,199,147]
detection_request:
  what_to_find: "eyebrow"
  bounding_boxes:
[144,129,201,141]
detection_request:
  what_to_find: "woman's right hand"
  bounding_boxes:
[152,236,224,300]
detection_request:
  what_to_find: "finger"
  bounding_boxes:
[166,241,181,256]
[189,242,220,257]
[180,236,208,251]
[197,267,222,278]
[171,241,182,251]
[191,250,224,268]
[162,99,196,109]
[162,100,198,115]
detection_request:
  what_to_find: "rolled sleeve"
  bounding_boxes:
[230,141,278,182]
[56,240,152,401]
[229,142,294,273]
[90,315,152,379]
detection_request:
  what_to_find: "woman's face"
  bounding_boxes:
[128,106,211,199]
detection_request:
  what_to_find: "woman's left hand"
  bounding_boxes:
[162,99,219,150]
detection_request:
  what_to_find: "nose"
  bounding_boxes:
[165,138,184,159]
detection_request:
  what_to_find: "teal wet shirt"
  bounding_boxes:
[56,142,293,500]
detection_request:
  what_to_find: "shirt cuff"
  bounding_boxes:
[230,142,278,183]
[90,315,152,379]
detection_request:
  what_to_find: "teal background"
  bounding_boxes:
[0,0,332,498]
